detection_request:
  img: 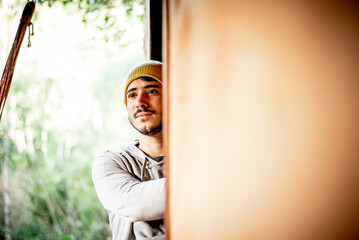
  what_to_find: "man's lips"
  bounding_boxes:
[134,109,155,119]
[136,112,152,118]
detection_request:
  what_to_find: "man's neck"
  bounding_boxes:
[138,133,163,157]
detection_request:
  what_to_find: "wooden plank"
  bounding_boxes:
[166,1,359,239]
[163,0,171,236]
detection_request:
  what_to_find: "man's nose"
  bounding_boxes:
[135,93,148,108]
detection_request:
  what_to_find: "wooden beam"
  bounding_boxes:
[146,0,162,61]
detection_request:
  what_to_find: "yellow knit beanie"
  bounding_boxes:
[123,60,162,106]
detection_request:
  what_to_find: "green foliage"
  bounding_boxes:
[36,0,145,43]
[13,220,48,240]
[0,0,144,239]
[0,73,114,239]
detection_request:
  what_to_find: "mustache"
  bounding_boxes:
[133,108,155,118]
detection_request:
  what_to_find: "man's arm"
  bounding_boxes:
[92,152,166,222]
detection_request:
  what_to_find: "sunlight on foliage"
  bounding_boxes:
[0,0,145,238]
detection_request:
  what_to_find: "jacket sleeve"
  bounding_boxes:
[92,152,166,223]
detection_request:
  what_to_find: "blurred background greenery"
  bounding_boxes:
[0,0,145,239]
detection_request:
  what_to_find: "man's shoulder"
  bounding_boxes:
[94,140,144,166]
[92,140,146,179]
[112,140,142,158]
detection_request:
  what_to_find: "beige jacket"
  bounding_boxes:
[92,140,166,240]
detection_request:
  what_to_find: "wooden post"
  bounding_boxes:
[145,0,162,61]
[165,1,359,239]
[0,1,35,120]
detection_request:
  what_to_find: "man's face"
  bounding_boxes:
[126,78,163,136]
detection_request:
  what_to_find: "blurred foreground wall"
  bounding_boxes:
[165,1,359,239]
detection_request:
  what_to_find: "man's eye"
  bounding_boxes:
[128,93,136,98]
[148,89,158,94]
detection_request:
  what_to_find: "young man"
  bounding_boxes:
[92,60,166,240]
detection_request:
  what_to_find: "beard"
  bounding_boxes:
[129,109,163,136]
[130,120,163,136]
